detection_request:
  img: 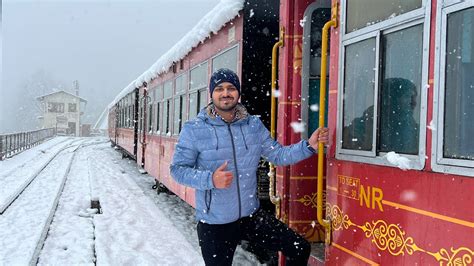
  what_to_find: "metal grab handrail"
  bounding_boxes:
[268,27,285,218]
[0,128,56,160]
[317,4,338,244]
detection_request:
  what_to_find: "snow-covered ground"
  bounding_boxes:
[0,137,261,265]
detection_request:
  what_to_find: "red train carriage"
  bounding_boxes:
[320,0,474,265]
[108,0,474,265]
[109,89,139,159]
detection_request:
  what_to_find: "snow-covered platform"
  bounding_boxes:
[0,137,204,265]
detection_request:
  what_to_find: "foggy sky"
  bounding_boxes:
[0,0,220,133]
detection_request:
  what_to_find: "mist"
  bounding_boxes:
[0,0,220,133]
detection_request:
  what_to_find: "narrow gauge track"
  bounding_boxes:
[0,138,82,214]
[0,139,91,265]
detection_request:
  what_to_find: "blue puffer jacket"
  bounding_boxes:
[170,104,315,224]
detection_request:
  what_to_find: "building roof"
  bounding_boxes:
[93,107,109,130]
[36,90,88,103]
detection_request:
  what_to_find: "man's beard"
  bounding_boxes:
[214,98,238,112]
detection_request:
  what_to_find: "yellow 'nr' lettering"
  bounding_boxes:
[359,185,384,212]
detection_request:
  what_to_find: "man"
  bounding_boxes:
[170,68,329,265]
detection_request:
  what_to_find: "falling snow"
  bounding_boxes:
[310,104,319,112]
[299,16,307,28]
[290,122,306,133]
[273,89,281,98]
[427,120,436,131]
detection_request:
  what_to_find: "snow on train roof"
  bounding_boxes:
[109,0,244,108]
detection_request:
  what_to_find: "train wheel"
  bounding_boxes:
[157,183,168,194]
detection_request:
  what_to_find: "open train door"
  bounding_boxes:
[275,0,336,264]
[137,83,150,170]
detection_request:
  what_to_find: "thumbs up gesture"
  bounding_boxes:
[212,161,234,189]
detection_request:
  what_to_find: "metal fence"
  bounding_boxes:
[0,128,56,160]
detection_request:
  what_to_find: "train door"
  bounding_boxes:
[300,0,331,255]
[133,89,139,158]
[301,2,331,139]
[139,84,151,168]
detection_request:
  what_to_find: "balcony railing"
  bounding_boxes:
[0,128,56,160]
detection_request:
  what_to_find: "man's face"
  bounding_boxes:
[211,82,240,112]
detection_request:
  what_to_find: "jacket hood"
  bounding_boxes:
[197,103,249,126]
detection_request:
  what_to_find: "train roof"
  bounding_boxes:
[109,0,244,109]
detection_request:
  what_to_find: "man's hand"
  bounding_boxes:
[308,127,329,150]
[212,161,234,188]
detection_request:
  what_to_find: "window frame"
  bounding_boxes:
[432,0,474,176]
[173,73,188,136]
[162,80,173,136]
[211,44,240,75]
[189,61,209,120]
[199,88,209,111]
[173,94,185,136]
[147,99,153,133]
[335,0,431,170]
[155,84,163,134]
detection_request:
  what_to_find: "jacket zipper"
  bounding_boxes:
[227,124,242,218]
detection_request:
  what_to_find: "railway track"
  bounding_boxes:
[0,138,94,265]
[0,138,82,214]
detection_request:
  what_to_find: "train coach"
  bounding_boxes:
[108,0,474,265]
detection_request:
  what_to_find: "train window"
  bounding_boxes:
[173,96,184,135]
[212,45,238,74]
[127,103,131,128]
[175,74,187,94]
[443,7,474,160]
[164,100,171,135]
[139,106,143,132]
[341,38,376,152]
[119,102,123,128]
[189,91,198,119]
[338,0,429,169]
[199,89,208,111]
[190,62,208,91]
[164,81,173,99]
[148,103,153,133]
[435,4,474,170]
[346,0,422,33]
[156,102,161,133]
[120,102,125,127]
[156,84,163,101]
[378,25,423,155]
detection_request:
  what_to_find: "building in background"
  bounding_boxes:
[37,91,87,136]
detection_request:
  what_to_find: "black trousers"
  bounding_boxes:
[196,209,311,266]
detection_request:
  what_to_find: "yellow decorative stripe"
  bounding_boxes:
[382,200,474,228]
[290,176,317,180]
[274,175,325,180]
[327,186,337,192]
[329,90,338,94]
[289,220,316,224]
[279,101,301,105]
[332,243,380,266]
